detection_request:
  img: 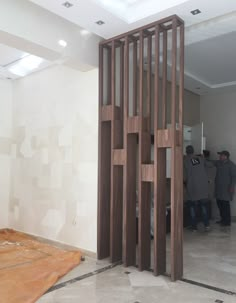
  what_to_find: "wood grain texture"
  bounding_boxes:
[113,149,125,166]
[171,22,184,281]
[123,36,137,266]
[97,42,111,260]
[98,15,184,281]
[133,41,137,116]
[170,18,183,281]
[156,129,180,148]
[127,116,139,133]
[146,35,152,128]
[162,30,167,129]
[138,31,151,271]
[141,164,154,182]
[110,41,123,263]
[123,134,137,266]
[100,15,183,45]
[153,25,167,276]
[101,105,120,121]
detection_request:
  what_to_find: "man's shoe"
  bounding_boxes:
[205,226,211,232]
[215,220,222,224]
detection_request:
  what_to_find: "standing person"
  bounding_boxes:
[184,145,210,232]
[214,151,236,227]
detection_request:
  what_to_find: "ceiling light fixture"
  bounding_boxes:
[8,55,44,77]
[96,20,105,25]
[191,9,201,15]
[62,1,73,8]
[58,40,67,47]
[80,29,91,36]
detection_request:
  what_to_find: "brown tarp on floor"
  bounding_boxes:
[0,229,81,303]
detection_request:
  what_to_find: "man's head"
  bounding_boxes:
[217,150,230,161]
[186,145,194,155]
[203,150,210,159]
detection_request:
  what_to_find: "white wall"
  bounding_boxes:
[201,91,236,217]
[0,79,12,228]
[9,65,98,252]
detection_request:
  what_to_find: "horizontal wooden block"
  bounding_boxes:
[127,117,151,133]
[101,105,120,121]
[101,105,112,121]
[141,164,154,182]
[113,149,125,166]
[156,129,180,148]
[127,116,139,133]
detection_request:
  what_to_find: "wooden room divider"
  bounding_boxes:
[98,15,184,281]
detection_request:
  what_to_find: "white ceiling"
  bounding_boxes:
[0,43,27,79]
[0,43,27,66]
[0,43,52,80]
[184,31,236,93]
[28,0,236,95]
[0,0,236,94]
[29,0,236,39]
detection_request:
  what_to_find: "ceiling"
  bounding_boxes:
[0,0,236,95]
[184,31,236,94]
[0,43,26,79]
[0,43,52,80]
[28,0,236,95]
[29,0,236,39]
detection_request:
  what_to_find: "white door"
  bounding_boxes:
[191,122,204,155]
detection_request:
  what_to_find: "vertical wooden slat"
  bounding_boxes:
[120,44,124,120]
[170,17,183,281]
[110,41,123,263]
[162,30,167,129]
[123,37,137,266]
[107,47,112,104]
[133,41,137,116]
[174,22,184,280]
[138,30,151,271]
[98,45,111,259]
[147,35,152,131]
[179,24,184,144]
[147,35,152,115]
[154,25,166,276]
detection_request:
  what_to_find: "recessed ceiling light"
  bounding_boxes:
[62,1,73,8]
[191,9,201,15]
[80,29,91,36]
[96,20,105,25]
[58,40,67,47]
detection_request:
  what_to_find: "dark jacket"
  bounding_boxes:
[214,160,236,201]
[184,155,208,201]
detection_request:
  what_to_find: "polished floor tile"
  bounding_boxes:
[38,266,236,303]
[37,223,236,302]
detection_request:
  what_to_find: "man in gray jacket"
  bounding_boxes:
[184,145,209,231]
[215,151,236,226]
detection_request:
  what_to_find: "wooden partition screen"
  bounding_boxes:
[98,15,184,281]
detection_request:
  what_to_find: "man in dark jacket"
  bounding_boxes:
[184,145,209,231]
[215,151,236,226]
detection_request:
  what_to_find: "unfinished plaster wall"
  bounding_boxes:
[9,65,98,252]
[0,79,12,228]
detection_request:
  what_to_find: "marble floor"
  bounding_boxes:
[182,222,236,293]
[37,223,236,303]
